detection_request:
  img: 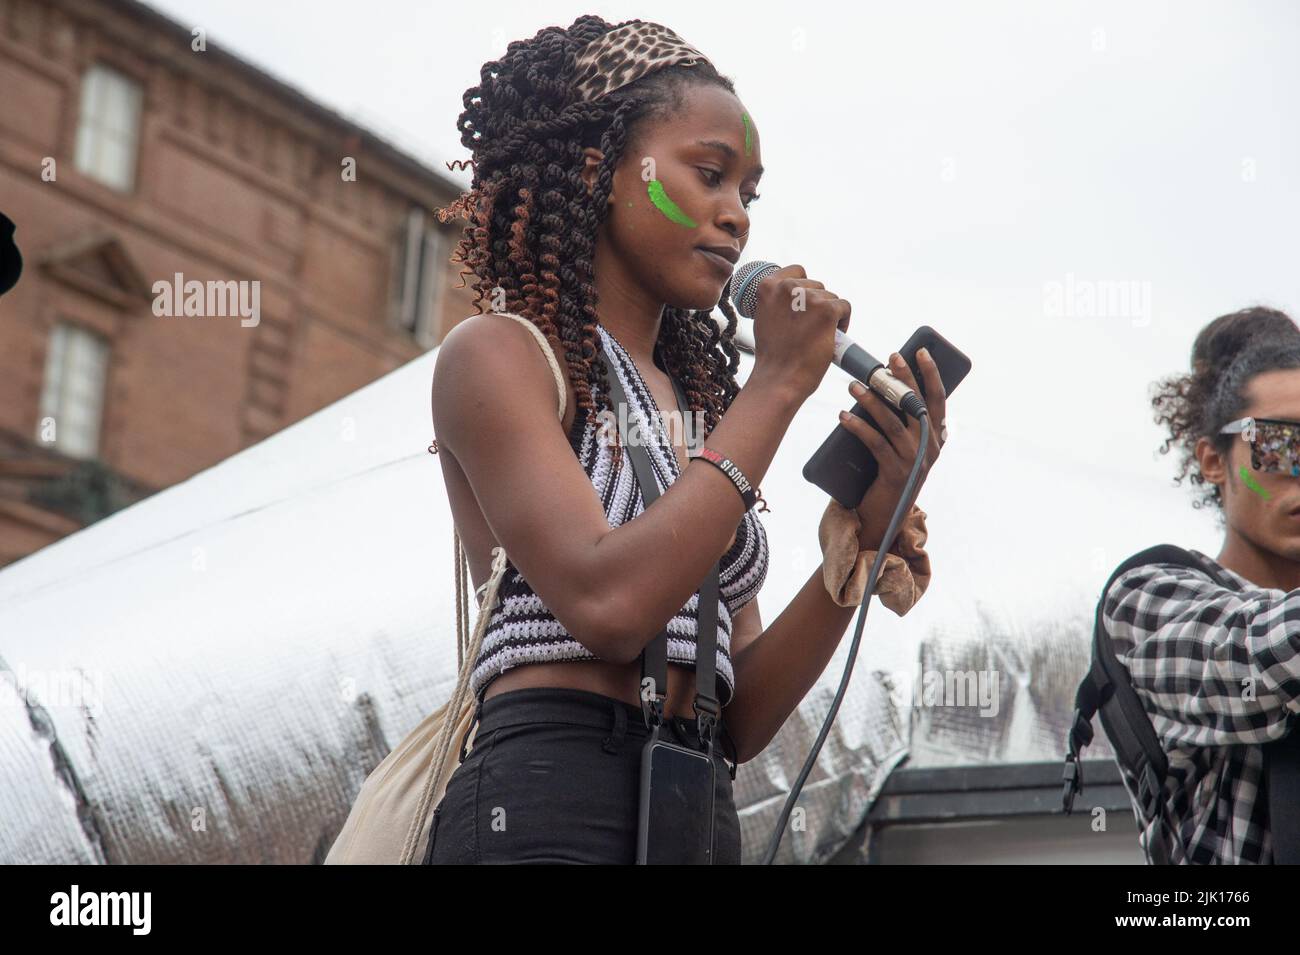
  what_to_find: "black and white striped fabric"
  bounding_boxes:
[1102,552,1300,863]
[469,323,769,706]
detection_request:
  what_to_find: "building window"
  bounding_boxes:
[74,64,143,192]
[394,206,445,347]
[38,323,110,459]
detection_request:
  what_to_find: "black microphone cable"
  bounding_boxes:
[760,406,930,865]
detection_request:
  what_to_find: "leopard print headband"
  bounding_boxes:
[571,20,713,103]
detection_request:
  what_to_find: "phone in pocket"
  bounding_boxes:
[637,736,716,864]
[802,325,972,508]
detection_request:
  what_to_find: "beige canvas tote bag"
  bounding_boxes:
[324,312,568,864]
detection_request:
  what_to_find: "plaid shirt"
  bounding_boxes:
[1102,551,1300,863]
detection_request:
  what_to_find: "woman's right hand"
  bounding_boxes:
[748,264,852,403]
[842,347,947,550]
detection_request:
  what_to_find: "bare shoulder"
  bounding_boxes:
[432,313,566,449]
[427,314,612,650]
[435,312,551,379]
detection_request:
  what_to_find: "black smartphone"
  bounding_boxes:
[637,737,716,864]
[802,326,972,508]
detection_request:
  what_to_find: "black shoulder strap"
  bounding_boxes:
[598,345,721,743]
[665,374,721,732]
[1267,718,1300,863]
[1064,542,1300,864]
[1063,544,1209,863]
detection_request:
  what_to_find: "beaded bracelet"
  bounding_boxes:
[693,446,769,512]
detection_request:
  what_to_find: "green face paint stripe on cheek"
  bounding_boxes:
[1240,465,1271,500]
[741,113,753,155]
[647,179,697,227]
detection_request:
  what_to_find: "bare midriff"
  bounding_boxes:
[480,507,737,719]
[483,658,727,720]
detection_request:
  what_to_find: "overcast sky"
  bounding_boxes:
[140,0,1300,526]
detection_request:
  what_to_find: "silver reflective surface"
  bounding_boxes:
[0,331,1218,864]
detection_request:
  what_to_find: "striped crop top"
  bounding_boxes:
[468,322,770,707]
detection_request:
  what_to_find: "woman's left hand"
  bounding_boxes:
[838,348,947,550]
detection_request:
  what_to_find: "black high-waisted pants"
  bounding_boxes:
[422,686,742,864]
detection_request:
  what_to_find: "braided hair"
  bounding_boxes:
[1152,306,1300,509]
[434,15,745,469]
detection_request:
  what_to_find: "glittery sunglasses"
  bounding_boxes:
[1219,416,1300,476]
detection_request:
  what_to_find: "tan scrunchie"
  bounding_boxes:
[818,500,932,615]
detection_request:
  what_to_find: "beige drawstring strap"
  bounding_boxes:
[403,310,565,864]
[399,539,509,864]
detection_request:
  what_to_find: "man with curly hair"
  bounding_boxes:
[1096,306,1300,863]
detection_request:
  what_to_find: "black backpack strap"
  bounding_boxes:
[1266,729,1300,863]
[1063,544,1225,865]
[1064,546,1193,807]
[1064,543,1300,864]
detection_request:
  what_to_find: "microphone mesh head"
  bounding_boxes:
[729,261,780,318]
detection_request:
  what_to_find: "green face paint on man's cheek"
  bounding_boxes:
[647,179,697,227]
[1240,465,1272,501]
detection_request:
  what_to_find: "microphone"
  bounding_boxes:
[728,260,927,419]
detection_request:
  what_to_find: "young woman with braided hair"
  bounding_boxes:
[1099,307,1300,863]
[424,16,947,864]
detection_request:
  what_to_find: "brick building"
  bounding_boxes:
[0,0,475,567]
